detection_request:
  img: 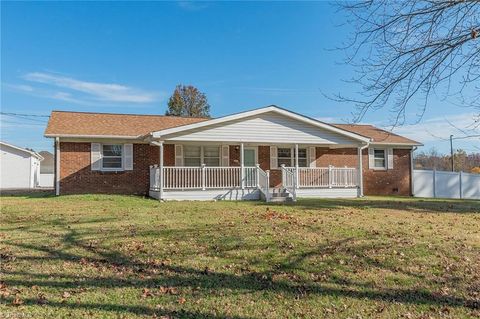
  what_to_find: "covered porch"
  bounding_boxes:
[148,142,363,202]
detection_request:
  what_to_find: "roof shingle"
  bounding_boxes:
[45,111,207,137]
[332,124,421,145]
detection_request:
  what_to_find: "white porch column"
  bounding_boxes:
[55,137,60,196]
[357,146,364,197]
[295,144,299,188]
[159,142,164,200]
[240,143,245,189]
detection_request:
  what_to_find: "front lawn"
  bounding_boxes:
[1,194,479,318]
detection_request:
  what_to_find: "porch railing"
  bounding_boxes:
[281,165,297,200]
[283,166,357,188]
[256,164,270,201]
[150,165,258,190]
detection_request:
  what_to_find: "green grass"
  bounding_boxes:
[1,194,479,318]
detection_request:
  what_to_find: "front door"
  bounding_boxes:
[243,148,257,187]
[243,148,256,167]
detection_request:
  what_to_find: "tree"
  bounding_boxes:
[165,85,211,118]
[335,1,480,126]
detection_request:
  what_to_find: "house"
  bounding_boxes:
[0,141,44,189]
[44,105,422,201]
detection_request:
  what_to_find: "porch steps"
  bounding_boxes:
[268,188,293,203]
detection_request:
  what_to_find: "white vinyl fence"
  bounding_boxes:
[38,173,54,188]
[413,169,480,200]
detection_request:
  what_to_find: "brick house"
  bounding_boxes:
[45,105,422,201]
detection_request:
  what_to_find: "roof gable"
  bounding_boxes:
[152,106,370,143]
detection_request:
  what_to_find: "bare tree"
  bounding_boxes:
[334,0,480,126]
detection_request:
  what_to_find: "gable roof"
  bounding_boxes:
[151,105,371,143]
[44,106,421,146]
[45,111,207,138]
[332,124,422,145]
[0,141,44,160]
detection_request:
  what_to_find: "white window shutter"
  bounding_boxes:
[91,143,102,170]
[270,146,278,169]
[124,144,133,170]
[368,148,374,169]
[387,148,394,169]
[309,146,316,167]
[175,144,184,166]
[221,145,229,166]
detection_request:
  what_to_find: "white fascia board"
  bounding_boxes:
[151,105,371,143]
[0,141,43,159]
[370,142,423,147]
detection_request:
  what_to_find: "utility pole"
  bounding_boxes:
[450,135,454,172]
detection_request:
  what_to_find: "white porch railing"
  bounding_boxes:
[256,164,270,201]
[281,165,297,200]
[150,165,259,190]
[282,166,358,188]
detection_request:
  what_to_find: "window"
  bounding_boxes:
[374,149,386,169]
[298,148,307,167]
[203,146,220,166]
[184,145,201,166]
[277,147,308,167]
[278,148,292,167]
[102,144,123,169]
[183,146,220,167]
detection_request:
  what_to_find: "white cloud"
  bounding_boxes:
[22,72,159,103]
[392,113,479,143]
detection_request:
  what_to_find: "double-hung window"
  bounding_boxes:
[102,144,123,169]
[277,147,308,167]
[373,149,386,169]
[184,145,220,167]
[184,146,202,166]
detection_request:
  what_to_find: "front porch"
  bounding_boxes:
[149,164,359,201]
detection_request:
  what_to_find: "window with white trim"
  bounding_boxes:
[203,146,220,166]
[277,147,308,167]
[184,145,201,166]
[184,145,220,167]
[277,148,292,167]
[102,144,123,169]
[373,149,386,169]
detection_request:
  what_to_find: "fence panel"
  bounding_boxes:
[413,169,479,200]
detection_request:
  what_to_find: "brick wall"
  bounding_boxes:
[315,147,412,196]
[59,142,173,195]
[59,142,411,196]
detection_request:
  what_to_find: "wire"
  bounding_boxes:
[0,112,50,118]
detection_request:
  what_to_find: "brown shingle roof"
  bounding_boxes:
[45,110,421,145]
[332,124,421,145]
[45,111,207,137]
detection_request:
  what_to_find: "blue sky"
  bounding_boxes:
[1,1,478,153]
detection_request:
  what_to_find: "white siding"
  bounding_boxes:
[0,144,35,189]
[164,112,359,145]
[151,188,261,201]
[296,188,358,198]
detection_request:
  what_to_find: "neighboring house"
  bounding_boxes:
[0,141,43,189]
[39,151,54,173]
[44,105,422,201]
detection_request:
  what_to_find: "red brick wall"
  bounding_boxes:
[315,147,412,196]
[59,142,173,195]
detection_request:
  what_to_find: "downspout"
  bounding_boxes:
[55,137,60,196]
[410,146,417,197]
[358,143,369,197]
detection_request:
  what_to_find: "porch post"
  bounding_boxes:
[295,144,299,188]
[240,143,245,189]
[159,142,164,200]
[357,146,364,197]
